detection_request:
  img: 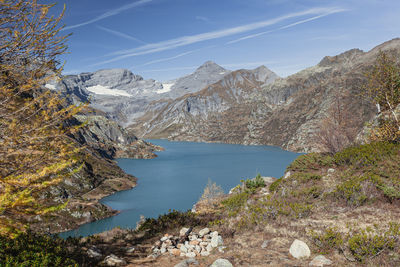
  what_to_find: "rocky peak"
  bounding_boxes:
[90,69,143,85]
[251,65,279,83]
[318,48,364,67]
[195,61,227,75]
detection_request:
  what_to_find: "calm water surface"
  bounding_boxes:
[59,140,301,238]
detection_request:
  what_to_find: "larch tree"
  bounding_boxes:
[0,0,84,236]
[363,51,400,142]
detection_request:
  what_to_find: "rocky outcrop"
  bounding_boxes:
[72,114,162,159]
[132,38,400,152]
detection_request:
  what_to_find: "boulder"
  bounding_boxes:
[211,235,223,248]
[174,258,199,267]
[186,251,196,258]
[198,228,210,237]
[103,254,127,266]
[289,239,311,259]
[309,255,333,266]
[210,259,233,267]
[180,227,190,236]
[87,248,102,258]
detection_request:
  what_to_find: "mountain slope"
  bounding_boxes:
[132,39,400,152]
[129,66,278,139]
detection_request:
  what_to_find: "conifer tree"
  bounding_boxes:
[0,0,83,236]
[364,52,400,142]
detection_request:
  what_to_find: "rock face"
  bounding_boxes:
[72,114,162,159]
[50,62,230,126]
[132,39,400,152]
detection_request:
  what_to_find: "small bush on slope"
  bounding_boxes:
[0,232,94,266]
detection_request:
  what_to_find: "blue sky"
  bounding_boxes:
[49,0,400,81]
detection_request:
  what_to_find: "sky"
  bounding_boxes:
[47,0,400,81]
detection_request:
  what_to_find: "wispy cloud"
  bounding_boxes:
[91,7,346,66]
[196,16,211,23]
[141,45,215,66]
[141,51,195,66]
[227,11,345,44]
[141,66,198,72]
[96,25,147,44]
[62,0,152,31]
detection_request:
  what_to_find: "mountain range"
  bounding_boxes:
[51,38,400,152]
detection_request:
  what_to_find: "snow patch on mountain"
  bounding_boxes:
[157,83,174,94]
[86,85,132,97]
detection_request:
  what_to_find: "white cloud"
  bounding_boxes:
[141,45,215,66]
[196,16,211,23]
[142,51,195,66]
[62,0,152,31]
[91,7,347,66]
[96,26,147,44]
[227,11,345,44]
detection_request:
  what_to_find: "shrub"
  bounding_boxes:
[287,153,333,172]
[0,232,92,266]
[221,192,250,217]
[347,223,400,262]
[136,210,201,237]
[244,174,265,190]
[269,178,282,193]
[310,227,344,254]
[334,142,398,168]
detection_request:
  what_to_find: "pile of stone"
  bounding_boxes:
[150,227,224,258]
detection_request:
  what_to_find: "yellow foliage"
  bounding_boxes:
[0,0,84,236]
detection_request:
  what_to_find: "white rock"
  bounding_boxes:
[174,258,199,267]
[210,259,233,267]
[126,247,135,253]
[180,227,190,236]
[284,171,291,179]
[161,236,169,242]
[180,245,188,253]
[206,243,213,252]
[198,228,210,237]
[218,246,226,253]
[186,251,196,258]
[289,239,311,259]
[211,231,219,238]
[309,255,333,266]
[104,254,126,266]
[200,251,210,257]
[211,235,223,247]
[87,248,102,258]
[160,247,167,254]
[327,168,335,174]
[261,240,270,249]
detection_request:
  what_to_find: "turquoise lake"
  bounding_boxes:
[59,140,301,238]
